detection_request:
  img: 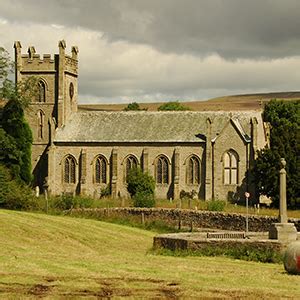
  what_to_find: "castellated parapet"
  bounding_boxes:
[14,42,78,75]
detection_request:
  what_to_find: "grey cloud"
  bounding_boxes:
[2,0,300,59]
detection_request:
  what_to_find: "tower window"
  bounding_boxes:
[64,155,76,184]
[69,82,74,100]
[38,80,46,102]
[223,150,239,185]
[37,110,45,139]
[156,155,169,184]
[95,155,107,184]
[187,155,200,185]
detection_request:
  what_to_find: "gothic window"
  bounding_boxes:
[125,155,138,181]
[38,80,46,102]
[187,155,200,185]
[156,155,169,184]
[37,110,44,139]
[95,155,107,184]
[63,155,76,184]
[223,150,238,185]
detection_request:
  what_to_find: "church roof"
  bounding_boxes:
[54,110,262,143]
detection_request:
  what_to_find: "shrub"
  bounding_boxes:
[207,200,226,211]
[0,164,36,210]
[133,191,155,208]
[158,101,191,111]
[127,168,155,197]
[127,168,155,208]
[52,195,93,210]
[100,185,111,198]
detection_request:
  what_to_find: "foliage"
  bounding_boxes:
[52,195,94,210]
[100,185,111,198]
[206,200,226,211]
[153,244,282,264]
[158,101,191,111]
[0,128,21,178]
[127,167,155,207]
[252,100,300,208]
[133,191,155,208]
[0,47,35,185]
[0,164,36,210]
[1,99,33,183]
[127,168,155,197]
[124,102,147,111]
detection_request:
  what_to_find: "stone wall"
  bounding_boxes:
[68,207,300,232]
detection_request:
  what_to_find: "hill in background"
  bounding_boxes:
[78,91,300,112]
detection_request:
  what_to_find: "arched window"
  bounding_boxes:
[125,155,138,181]
[64,155,76,184]
[38,80,46,102]
[187,155,200,184]
[37,110,44,139]
[156,155,169,184]
[223,150,238,185]
[95,155,107,184]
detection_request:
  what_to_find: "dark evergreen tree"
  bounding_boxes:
[252,100,300,208]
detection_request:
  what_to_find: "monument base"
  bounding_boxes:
[269,223,298,243]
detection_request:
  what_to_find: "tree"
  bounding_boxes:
[0,47,34,184]
[124,102,147,111]
[127,167,155,207]
[252,100,300,208]
[158,101,191,111]
[2,99,33,183]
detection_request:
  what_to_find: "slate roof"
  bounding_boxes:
[54,110,262,143]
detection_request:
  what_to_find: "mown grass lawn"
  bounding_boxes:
[0,209,299,298]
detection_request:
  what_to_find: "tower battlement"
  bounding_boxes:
[14,41,78,74]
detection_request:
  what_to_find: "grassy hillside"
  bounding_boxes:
[78,91,300,112]
[0,210,299,298]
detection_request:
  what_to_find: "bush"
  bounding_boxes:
[127,168,155,208]
[52,195,93,210]
[158,101,191,111]
[0,164,36,210]
[100,185,111,198]
[127,168,155,197]
[133,191,155,208]
[207,200,226,211]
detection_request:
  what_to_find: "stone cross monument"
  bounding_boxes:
[269,158,297,242]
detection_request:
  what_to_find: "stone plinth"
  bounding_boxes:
[269,223,298,243]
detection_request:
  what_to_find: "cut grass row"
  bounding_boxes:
[0,209,299,298]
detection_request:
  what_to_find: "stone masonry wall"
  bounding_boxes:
[68,207,300,232]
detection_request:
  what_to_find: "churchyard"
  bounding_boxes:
[1,209,300,298]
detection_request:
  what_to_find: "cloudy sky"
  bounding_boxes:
[1,0,300,104]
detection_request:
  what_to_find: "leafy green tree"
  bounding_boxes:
[0,47,34,184]
[0,128,21,178]
[127,167,155,207]
[2,99,33,183]
[252,100,300,208]
[124,102,147,111]
[158,101,191,111]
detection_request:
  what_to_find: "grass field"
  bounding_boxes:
[0,209,299,298]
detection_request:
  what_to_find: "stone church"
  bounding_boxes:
[14,40,268,201]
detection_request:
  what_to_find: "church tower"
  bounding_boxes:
[14,40,79,189]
